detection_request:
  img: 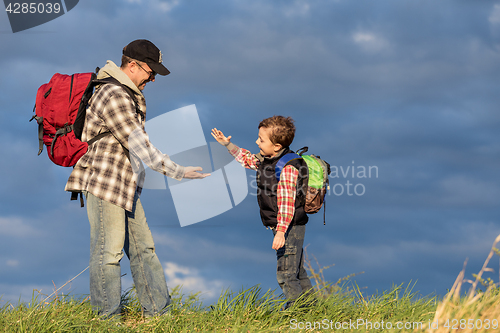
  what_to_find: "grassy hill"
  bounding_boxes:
[1,237,499,332]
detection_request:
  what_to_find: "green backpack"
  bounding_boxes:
[275,147,331,224]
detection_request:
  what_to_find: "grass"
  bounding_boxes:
[426,234,500,333]
[1,236,500,332]
[0,283,438,332]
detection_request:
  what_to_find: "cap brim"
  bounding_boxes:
[148,62,170,76]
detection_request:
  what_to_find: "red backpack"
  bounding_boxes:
[30,70,138,167]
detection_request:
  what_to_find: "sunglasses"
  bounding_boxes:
[134,61,157,81]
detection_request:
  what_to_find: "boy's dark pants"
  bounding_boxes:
[273,224,313,302]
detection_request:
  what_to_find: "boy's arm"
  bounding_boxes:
[211,128,261,170]
[272,164,298,250]
[226,142,261,170]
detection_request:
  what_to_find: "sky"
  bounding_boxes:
[1,0,500,307]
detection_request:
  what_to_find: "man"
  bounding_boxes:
[65,39,209,318]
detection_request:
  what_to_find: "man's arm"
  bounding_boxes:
[128,128,209,179]
[99,86,208,180]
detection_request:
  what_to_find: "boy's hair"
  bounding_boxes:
[259,115,295,148]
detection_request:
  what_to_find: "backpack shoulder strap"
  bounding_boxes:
[94,77,143,120]
[73,72,98,141]
[74,75,144,143]
[275,152,301,182]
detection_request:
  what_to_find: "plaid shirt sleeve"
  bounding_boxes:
[101,86,185,181]
[226,143,260,170]
[276,164,299,233]
[128,128,185,181]
[66,83,186,212]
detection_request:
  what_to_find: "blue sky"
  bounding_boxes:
[2,0,500,306]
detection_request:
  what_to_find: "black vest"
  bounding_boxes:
[256,148,308,228]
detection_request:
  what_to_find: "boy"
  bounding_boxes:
[211,115,313,308]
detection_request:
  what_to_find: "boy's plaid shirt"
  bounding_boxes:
[65,83,184,212]
[226,143,298,233]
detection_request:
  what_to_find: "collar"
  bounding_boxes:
[262,147,289,162]
[97,60,144,97]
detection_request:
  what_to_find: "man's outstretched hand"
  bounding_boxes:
[183,166,210,179]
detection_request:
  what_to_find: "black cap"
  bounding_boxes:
[123,39,170,76]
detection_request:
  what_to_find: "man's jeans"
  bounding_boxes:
[273,224,313,302]
[86,191,170,318]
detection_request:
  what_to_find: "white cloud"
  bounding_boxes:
[6,260,19,267]
[324,222,500,271]
[283,0,310,18]
[0,283,57,305]
[126,0,179,12]
[156,0,180,13]
[489,4,500,25]
[0,217,40,238]
[164,262,225,299]
[488,4,500,46]
[438,176,500,207]
[352,31,390,53]
[153,232,271,264]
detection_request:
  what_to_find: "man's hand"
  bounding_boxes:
[183,166,210,179]
[211,128,232,146]
[272,231,286,250]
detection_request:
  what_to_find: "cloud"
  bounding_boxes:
[438,175,500,207]
[152,230,272,267]
[0,283,61,306]
[488,4,500,46]
[0,217,41,238]
[319,221,500,293]
[164,262,225,299]
[126,0,180,13]
[157,0,180,12]
[283,0,311,18]
[352,31,390,53]
[6,260,19,267]
[2,0,500,306]
[489,4,500,25]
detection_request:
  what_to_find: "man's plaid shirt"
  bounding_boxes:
[65,64,184,212]
[226,143,298,233]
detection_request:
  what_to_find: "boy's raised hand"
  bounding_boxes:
[211,128,232,147]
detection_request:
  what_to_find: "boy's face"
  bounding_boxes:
[256,127,282,157]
